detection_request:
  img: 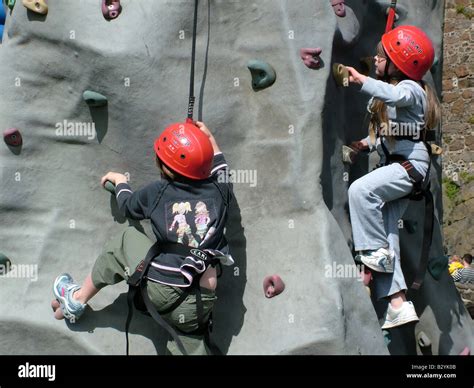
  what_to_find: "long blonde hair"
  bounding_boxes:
[370,42,441,142]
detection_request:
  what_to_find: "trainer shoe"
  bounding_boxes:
[381,301,419,329]
[53,273,86,322]
[356,248,394,273]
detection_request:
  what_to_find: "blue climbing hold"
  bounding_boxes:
[83,90,108,107]
[247,60,277,91]
[0,3,6,24]
[0,25,4,43]
[382,330,391,346]
[103,180,116,194]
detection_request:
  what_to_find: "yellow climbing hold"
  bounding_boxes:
[22,0,48,15]
[333,63,349,87]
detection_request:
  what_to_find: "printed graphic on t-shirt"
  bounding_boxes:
[166,199,217,247]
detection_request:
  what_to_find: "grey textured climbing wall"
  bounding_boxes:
[0,0,472,355]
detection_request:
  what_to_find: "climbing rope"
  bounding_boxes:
[187,0,199,122]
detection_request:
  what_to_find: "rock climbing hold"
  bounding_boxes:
[382,330,391,346]
[403,219,418,234]
[247,60,276,91]
[0,25,4,43]
[3,128,22,147]
[102,0,122,20]
[104,180,116,194]
[332,63,349,87]
[263,275,285,298]
[459,347,470,356]
[431,144,443,155]
[417,331,432,348]
[22,0,48,15]
[428,256,448,281]
[330,0,346,17]
[300,48,323,70]
[342,145,357,165]
[6,0,16,11]
[0,4,6,24]
[0,253,11,275]
[359,57,373,76]
[83,90,108,107]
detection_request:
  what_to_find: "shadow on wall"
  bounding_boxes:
[212,196,247,354]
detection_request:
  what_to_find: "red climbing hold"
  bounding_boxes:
[102,0,122,20]
[3,128,22,147]
[263,275,285,298]
[300,48,323,70]
[459,347,470,356]
[330,0,346,18]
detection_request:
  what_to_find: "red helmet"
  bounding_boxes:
[154,121,214,180]
[381,25,435,81]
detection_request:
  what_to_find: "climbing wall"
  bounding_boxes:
[0,0,472,355]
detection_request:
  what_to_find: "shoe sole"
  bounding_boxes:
[360,257,394,274]
[382,315,419,329]
[53,275,78,321]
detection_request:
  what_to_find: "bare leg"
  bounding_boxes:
[199,267,217,291]
[52,274,99,320]
[389,291,406,309]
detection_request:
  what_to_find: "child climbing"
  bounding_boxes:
[51,121,234,355]
[345,26,441,329]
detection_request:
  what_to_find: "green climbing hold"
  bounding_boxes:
[0,253,11,275]
[332,63,349,87]
[403,219,418,234]
[104,180,115,194]
[428,255,448,280]
[6,0,16,11]
[382,330,391,346]
[83,90,108,107]
[247,60,276,91]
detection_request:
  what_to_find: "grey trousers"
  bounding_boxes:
[348,162,427,299]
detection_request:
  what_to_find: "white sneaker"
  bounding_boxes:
[381,301,419,329]
[356,248,394,273]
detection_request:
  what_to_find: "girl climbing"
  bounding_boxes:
[51,121,234,355]
[345,26,441,329]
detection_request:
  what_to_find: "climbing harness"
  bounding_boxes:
[376,127,435,290]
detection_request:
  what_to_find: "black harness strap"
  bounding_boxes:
[140,279,188,355]
[384,145,435,290]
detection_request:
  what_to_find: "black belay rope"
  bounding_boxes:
[187,0,199,122]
